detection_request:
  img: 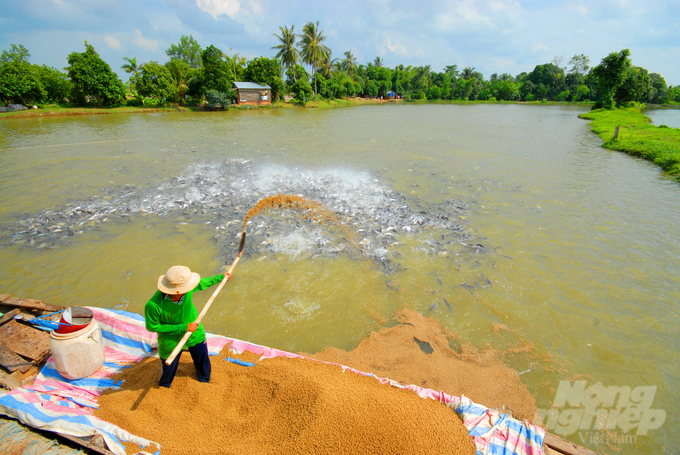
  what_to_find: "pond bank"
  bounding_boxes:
[0,98,396,120]
[579,107,680,180]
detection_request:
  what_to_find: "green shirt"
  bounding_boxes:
[145,274,224,359]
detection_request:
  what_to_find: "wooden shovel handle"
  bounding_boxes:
[164,239,245,366]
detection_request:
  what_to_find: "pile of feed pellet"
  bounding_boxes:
[96,348,476,455]
[311,307,539,422]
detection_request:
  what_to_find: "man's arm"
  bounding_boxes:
[194,274,225,291]
[145,302,188,334]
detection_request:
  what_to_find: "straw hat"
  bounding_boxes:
[158,265,201,295]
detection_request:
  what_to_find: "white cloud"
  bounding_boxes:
[248,0,262,14]
[532,41,548,53]
[132,29,158,51]
[104,35,120,51]
[566,2,589,16]
[385,39,410,57]
[195,0,240,20]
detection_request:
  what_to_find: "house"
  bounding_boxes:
[232,82,272,105]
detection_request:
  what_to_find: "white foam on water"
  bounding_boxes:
[271,230,316,258]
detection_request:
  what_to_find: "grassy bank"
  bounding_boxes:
[0,104,182,119]
[579,107,680,180]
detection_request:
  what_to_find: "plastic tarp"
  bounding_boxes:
[0,307,544,455]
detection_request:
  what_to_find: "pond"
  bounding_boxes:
[644,107,680,129]
[1,104,678,453]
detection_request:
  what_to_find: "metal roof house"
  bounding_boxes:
[233,82,272,105]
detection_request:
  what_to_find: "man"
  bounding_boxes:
[145,265,226,388]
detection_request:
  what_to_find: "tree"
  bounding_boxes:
[648,73,668,104]
[133,61,177,102]
[121,56,140,93]
[165,58,195,104]
[229,52,246,81]
[0,43,31,66]
[299,21,330,101]
[201,45,234,94]
[66,42,125,106]
[165,35,203,69]
[373,56,384,68]
[591,49,632,109]
[527,63,565,99]
[551,55,565,71]
[0,62,46,104]
[121,57,140,77]
[616,66,653,104]
[444,65,459,78]
[243,56,284,101]
[461,67,475,80]
[272,25,300,81]
[290,79,313,102]
[342,50,357,75]
[34,65,71,103]
[568,54,590,75]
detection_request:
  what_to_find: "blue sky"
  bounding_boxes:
[1,0,678,85]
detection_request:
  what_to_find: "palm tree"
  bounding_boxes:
[462,66,476,80]
[318,50,341,79]
[299,21,330,100]
[414,65,432,90]
[229,51,245,80]
[373,56,384,68]
[342,50,357,75]
[272,25,300,82]
[165,58,195,105]
[121,56,140,93]
[121,56,139,75]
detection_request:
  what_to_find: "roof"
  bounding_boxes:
[233,82,271,90]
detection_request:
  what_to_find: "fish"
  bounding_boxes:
[5,160,480,271]
[460,282,474,294]
[126,270,131,279]
[480,274,492,286]
[443,297,451,311]
[429,302,438,310]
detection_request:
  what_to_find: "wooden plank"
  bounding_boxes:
[544,432,600,455]
[0,296,64,313]
[0,341,33,373]
[0,320,50,361]
[0,309,21,326]
[0,369,20,390]
[56,432,116,455]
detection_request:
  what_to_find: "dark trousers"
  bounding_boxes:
[159,341,211,388]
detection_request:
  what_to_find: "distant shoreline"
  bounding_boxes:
[0,98,599,120]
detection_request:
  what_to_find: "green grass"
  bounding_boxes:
[579,107,680,180]
[0,104,180,119]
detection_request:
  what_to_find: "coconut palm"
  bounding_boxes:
[121,56,139,75]
[121,56,140,93]
[462,66,476,80]
[373,56,384,68]
[165,58,195,105]
[272,25,300,82]
[299,21,330,100]
[342,50,357,75]
[318,50,341,79]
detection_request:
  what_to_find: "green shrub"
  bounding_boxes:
[205,89,230,110]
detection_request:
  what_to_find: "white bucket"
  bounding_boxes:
[49,319,105,380]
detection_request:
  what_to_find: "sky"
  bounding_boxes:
[1,0,678,85]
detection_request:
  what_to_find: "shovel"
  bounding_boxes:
[164,232,246,365]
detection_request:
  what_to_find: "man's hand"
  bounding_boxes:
[188,322,200,332]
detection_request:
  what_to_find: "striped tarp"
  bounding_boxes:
[0,307,544,455]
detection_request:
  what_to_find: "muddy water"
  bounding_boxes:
[1,105,679,453]
[644,107,680,129]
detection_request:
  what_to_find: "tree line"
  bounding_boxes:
[1,22,679,109]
